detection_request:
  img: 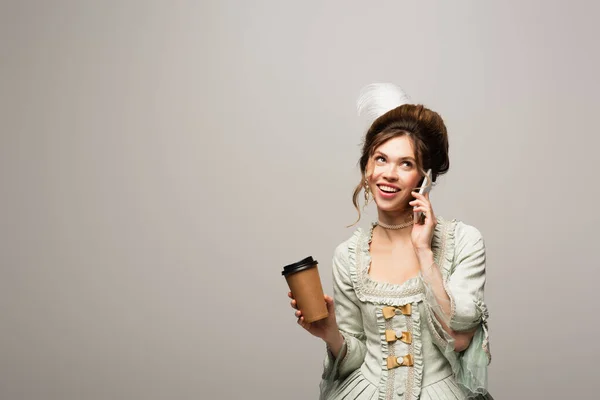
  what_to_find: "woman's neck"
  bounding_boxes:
[375,209,414,241]
[377,208,413,226]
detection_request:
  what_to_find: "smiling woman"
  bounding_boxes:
[287,84,492,400]
[351,101,449,228]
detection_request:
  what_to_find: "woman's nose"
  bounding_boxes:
[383,165,399,180]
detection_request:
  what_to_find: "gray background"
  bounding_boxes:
[1,1,598,399]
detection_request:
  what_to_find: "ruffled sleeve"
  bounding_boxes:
[420,220,492,399]
[319,235,367,400]
[447,223,488,332]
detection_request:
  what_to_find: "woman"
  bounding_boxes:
[287,84,492,400]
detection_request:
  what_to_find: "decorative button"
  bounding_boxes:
[386,354,414,369]
[382,304,412,319]
[385,329,412,344]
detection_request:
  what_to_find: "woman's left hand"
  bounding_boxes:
[409,191,437,253]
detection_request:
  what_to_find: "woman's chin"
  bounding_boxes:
[373,201,407,214]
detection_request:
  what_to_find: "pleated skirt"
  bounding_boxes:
[327,369,493,400]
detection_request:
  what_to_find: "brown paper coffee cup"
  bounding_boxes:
[282,256,328,323]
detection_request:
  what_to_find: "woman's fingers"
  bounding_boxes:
[410,197,432,212]
[411,191,428,200]
[413,206,435,218]
[298,316,307,329]
[324,295,334,310]
[297,315,307,331]
[411,192,434,215]
[412,206,430,215]
[289,292,299,312]
[409,201,429,211]
[409,197,429,206]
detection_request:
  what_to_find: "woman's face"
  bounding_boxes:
[366,135,423,215]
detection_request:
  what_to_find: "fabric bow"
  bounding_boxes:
[385,329,412,344]
[386,354,414,369]
[382,304,412,319]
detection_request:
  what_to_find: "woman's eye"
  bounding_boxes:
[375,156,385,163]
[402,161,413,167]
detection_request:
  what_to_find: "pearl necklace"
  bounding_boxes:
[377,219,414,230]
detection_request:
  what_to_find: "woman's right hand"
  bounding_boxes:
[288,292,340,343]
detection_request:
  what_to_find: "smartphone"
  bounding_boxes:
[414,169,432,223]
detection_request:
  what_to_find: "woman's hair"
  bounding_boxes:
[349,104,450,226]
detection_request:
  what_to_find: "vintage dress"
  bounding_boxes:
[319,218,492,400]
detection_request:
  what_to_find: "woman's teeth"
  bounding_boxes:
[379,185,399,193]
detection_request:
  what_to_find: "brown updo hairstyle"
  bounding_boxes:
[350,104,450,226]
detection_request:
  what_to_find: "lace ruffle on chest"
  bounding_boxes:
[347,218,456,306]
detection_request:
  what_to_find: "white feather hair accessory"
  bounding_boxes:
[356,83,412,126]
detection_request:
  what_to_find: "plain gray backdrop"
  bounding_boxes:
[1,1,599,399]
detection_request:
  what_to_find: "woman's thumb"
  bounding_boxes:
[325,295,334,309]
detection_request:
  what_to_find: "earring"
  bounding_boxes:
[363,178,370,208]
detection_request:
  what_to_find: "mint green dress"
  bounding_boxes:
[319,218,492,400]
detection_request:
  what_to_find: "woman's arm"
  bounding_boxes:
[291,242,367,377]
[410,191,488,352]
[415,248,478,352]
[416,222,492,397]
[326,244,367,376]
